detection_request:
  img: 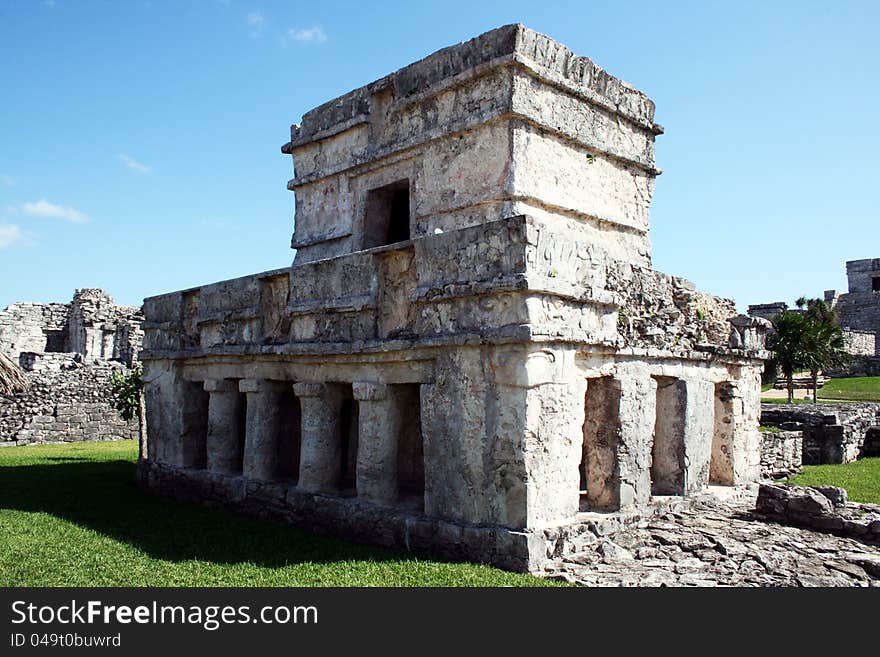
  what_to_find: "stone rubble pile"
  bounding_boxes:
[756,483,880,543]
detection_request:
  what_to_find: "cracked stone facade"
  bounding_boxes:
[138,25,769,572]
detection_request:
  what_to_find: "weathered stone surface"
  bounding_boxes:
[542,495,880,587]
[138,25,770,572]
[760,402,880,464]
[0,356,139,445]
[756,483,880,544]
[760,429,803,479]
[0,289,142,365]
[0,289,144,446]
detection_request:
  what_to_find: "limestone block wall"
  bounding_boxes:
[67,288,143,363]
[0,289,144,366]
[0,355,139,446]
[760,430,803,479]
[283,24,660,268]
[842,329,878,357]
[845,258,880,295]
[837,289,880,341]
[760,403,880,464]
[0,302,69,358]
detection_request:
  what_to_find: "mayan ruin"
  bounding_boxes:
[134,25,776,571]
[3,8,880,597]
[0,289,143,446]
[750,257,880,377]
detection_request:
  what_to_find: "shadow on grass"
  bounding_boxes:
[0,458,407,568]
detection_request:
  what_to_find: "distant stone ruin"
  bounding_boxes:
[0,289,144,446]
[749,258,880,376]
[138,25,769,572]
[0,288,143,366]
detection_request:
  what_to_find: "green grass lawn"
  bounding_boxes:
[0,441,557,587]
[817,376,880,402]
[787,458,880,505]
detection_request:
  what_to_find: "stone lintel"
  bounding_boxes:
[292,382,328,398]
[352,382,388,401]
[203,378,239,393]
[239,378,286,394]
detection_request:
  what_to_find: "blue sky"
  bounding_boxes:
[1,0,877,311]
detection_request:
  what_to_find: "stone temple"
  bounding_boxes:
[138,25,769,571]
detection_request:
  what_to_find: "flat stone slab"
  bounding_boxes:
[541,498,880,587]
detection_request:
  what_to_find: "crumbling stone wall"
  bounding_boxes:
[747,302,787,324]
[0,303,69,357]
[0,289,144,446]
[0,289,143,366]
[0,354,139,446]
[760,402,880,464]
[67,288,143,363]
[608,262,736,352]
[843,329,877,357]
[760,429,802,479]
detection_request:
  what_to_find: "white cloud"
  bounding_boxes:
[246,12,266,37]
[21,199,89,224]
[284,26,327,46]
[0,224,27,249]
[119,154,152,173]
[0,174,15,187]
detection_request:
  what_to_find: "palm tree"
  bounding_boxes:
[0,352,28,396]
[768,310,808,403]
[796,297,848,403]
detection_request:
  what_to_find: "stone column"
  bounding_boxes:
[204,379,244,475]
[240,379,285,481]
[712,370,761,485]
[353,382,399,505]
[294,382,344,493]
